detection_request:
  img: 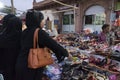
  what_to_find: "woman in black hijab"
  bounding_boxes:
[15,10,68,80]
[0,14,15,34]
[0,14,22,80]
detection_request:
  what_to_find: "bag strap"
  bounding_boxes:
[33,28,39,48]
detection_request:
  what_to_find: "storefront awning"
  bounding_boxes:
[33,0,79,10]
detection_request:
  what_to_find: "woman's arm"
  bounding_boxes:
[38,29,69,62]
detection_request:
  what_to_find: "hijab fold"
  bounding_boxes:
[26,10,44,29]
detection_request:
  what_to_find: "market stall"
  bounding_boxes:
[44,33,120,80]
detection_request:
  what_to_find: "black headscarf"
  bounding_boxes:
[0,14,22,48]
[5,16,22,35]
[0,14,15,34]
[26,9,44,29]
[2,14,15,28]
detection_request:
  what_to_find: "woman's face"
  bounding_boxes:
[40,19,45,28]
[103,26,110,33]
[105,26,110,33]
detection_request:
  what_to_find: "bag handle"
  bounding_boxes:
[33,28,40,48]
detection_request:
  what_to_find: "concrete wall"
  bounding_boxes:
[75,0,113,33]
[84,5,105,33]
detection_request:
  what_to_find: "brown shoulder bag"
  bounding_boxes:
[28,28,54,69]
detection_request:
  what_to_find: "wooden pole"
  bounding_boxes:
[11,0,15,14]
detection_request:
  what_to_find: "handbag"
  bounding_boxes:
[28,28,54,69]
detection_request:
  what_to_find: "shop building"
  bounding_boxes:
[33,0,116,33]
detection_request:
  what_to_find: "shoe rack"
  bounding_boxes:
[65,46,120,79]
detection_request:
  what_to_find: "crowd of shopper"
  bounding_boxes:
[0,10,69,80]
